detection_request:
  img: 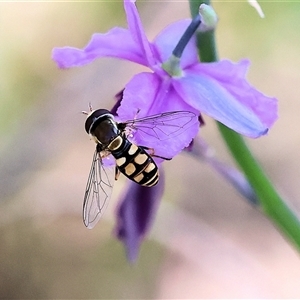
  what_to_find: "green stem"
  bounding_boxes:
[189,0,300,250]
[218,124,300,248]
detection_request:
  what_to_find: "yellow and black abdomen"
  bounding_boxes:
[111,137,159,187]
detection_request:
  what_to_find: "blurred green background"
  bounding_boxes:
[1,1,300,298]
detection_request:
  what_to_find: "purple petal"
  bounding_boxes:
[124,0,157,68]
[117,72,199,159]
[52,27,148,69]
[114,171,165,262]
[172,63,276,137]
[194,59,278,128]
[152,19,199,69]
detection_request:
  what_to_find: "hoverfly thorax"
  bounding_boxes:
[85,109,120,146]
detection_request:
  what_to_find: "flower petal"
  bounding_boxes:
[52,27,148,69]
[153,19,199,69]
[172,63,276,138]
[124,0,156,67]
[114,171,164,262]
[194,59,278,128]
[117,72,199,159]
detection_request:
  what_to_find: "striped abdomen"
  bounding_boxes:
[109,136,159,187]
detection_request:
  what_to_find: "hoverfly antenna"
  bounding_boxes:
[82,103,94,115]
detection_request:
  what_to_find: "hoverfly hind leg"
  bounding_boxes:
[140,146,172,161]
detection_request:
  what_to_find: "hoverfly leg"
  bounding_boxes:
[115,166,120,181]
[96,143,104,153]
[152,154,172,161]
[123,109,141,138]
[139,146,172,161]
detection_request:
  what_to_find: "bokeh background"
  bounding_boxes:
[1,1,300,298]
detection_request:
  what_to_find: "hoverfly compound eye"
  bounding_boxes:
[84,109,114,134]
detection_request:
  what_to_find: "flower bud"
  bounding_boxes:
[199,4,218,31]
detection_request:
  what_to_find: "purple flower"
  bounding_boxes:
[52,0,277,142]
[52,0,278,260]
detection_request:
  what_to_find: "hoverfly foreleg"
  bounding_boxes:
[139,146,172,161]
[122,109,141,138]
[96,143,104,153]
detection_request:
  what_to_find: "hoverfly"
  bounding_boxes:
[83,106,198,228]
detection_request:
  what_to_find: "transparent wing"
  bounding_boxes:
[123,111,198,141]
[83,150,115,229]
